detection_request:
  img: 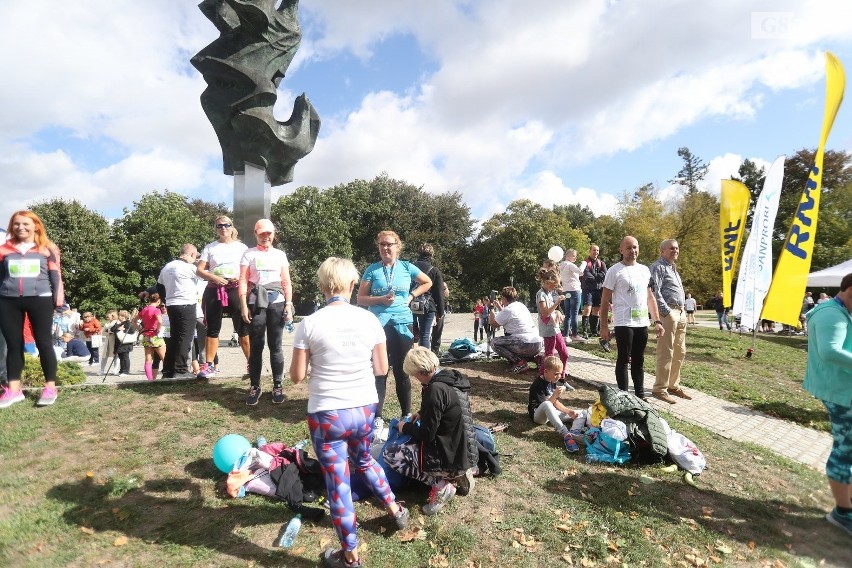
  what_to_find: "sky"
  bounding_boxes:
[2,0,852,231]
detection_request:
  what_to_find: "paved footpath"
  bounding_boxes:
[80,312,831,472]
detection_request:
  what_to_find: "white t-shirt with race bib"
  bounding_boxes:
[199,241,248,280]
[603,262,652,328]
[240,247,289,304]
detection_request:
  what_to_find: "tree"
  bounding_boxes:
[114,191,212,288]
[271,186,352,311]
[273,175,474,311]
[668,146,709,195]
[463,200,589,306]
[553,203,596,232]
[29,199,139,313]
[733,158,766,228]
[186,198,232,231]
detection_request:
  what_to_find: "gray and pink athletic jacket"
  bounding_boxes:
[0,241,65,306]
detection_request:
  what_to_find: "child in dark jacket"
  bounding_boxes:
[528,356,582,453]
[383,347,477,515]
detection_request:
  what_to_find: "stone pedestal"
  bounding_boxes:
[233,162,271,244]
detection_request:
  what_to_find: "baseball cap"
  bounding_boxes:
[254,219,275,234]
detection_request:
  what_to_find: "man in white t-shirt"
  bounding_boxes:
[157,243,201,379]
[489,286,543,373]
[599,236,665,400]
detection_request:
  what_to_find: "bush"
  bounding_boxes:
[21,355,87,387]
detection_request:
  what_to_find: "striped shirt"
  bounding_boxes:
[649,257,685,317]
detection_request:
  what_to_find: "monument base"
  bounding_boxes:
[233,162,271,243]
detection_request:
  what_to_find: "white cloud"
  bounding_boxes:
[2,0,852,231]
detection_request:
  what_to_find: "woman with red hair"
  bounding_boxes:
[0,211,65,408]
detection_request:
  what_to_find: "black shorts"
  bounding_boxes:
[582,289,603,308]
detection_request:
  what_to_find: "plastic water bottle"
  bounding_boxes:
[275,514,302,548]
[256,435,267,448]
[294,439,309,451]
[284,319,295,333]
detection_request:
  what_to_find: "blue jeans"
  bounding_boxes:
[415,312,436,348]
[562,291,580,336]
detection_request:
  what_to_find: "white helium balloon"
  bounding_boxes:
[547,246,564,262]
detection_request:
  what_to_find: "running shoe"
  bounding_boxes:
[508,360,529,373]
[246,385,262,406]
[271,385,285,404]
[37,386,58,406]
[422,482,456,515]
[0,386,25,409]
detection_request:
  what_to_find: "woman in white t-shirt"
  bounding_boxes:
[559,248,584,341]
[196,215,249,378]
[489,286,543,373]
[238,219,293,406]
[290,257,409,568]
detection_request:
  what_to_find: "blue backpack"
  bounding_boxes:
[584,427,631,464]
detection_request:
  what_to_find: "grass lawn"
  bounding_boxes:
[1,357,849,567]
[570,316,828,431]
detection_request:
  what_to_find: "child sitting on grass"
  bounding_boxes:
[528,356,582,453]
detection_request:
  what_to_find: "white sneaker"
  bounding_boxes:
[373,417,388,443]
[422,482,456,515]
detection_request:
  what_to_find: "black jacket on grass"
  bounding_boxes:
[402,369,476,473]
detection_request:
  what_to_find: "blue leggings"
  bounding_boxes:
[308,404,396,552]
[824,401,852,485]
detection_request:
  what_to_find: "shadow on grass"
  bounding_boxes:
[541,468,852,567]
[116,380,308,424]
[47,476,319,567]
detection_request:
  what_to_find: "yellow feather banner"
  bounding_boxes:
[719,180,751,308]
[762,52,845,325]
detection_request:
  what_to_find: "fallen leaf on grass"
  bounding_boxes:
[639,474,654,484]
[86,471,95,478]
[80,527,95,535]
[319,537,332,548]
[781,529,793,538]
[397,526,427,542]
[702,507,714,517]
[292,546,306,555]
[627,489,637,497]
[556,524,571,533]
[747,541,756,551]
[708,555,721,563]
[714,544,732,555]
[112,536,128,547]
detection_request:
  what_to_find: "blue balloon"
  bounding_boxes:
[212,434,251,473]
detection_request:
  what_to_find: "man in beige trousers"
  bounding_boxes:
[649,239,691,404]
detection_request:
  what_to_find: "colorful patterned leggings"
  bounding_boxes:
[824,401,852,485]
[307,404,396,552]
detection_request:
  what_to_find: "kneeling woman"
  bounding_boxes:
[383,347,478,515]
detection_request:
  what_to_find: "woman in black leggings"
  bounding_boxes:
[0,211,65,408]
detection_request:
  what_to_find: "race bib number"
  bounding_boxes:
[213,264,239,279]
[254,257,278,272]
[8,258,40,278]
[630,307,648,321]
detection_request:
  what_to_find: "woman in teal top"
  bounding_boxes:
[803,272,852,537]
[358,230,432,428]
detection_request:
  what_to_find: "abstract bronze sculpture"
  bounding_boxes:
[192,0,320,233]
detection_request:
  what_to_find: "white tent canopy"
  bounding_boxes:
[807,258,852,288]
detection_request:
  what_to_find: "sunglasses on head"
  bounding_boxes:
[216,223,232,229]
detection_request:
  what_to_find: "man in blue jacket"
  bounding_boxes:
[804,272,852,537]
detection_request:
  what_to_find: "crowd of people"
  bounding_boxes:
[2,208,850,557]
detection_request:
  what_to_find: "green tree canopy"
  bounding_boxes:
[668,146,709,195]
[463,200,590,307]
[29,199,139,314]
[114,191,213,288]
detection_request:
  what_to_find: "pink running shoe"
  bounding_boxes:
[0,386,26,409]
[37,386,58,407]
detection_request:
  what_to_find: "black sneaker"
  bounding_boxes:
[599,338,612,352]
[271,386,285,404]
[246,386,262,406]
